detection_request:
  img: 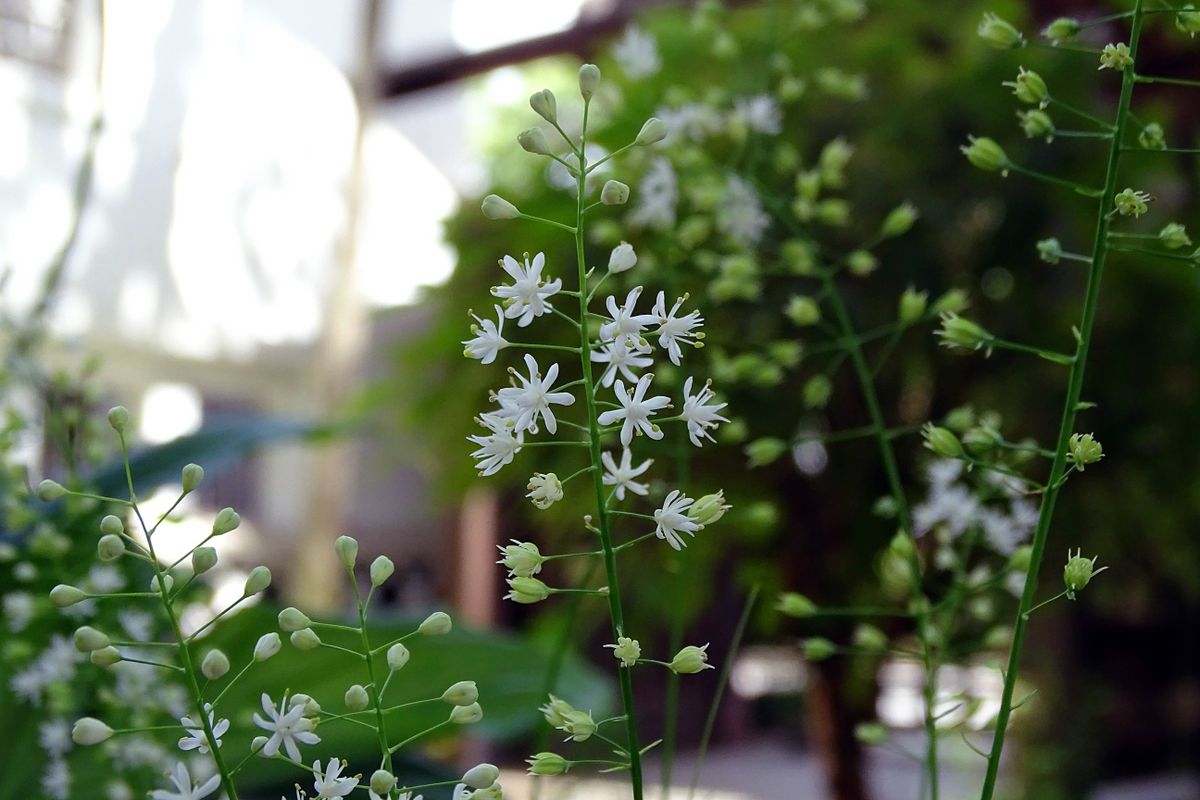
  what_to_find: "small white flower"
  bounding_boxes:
[656,103,723,144]
[39,718,73,758]
[3,592,34,632]
[629,157,678,230]
[598,374,671,447]
[654,490,702,550]
[312,758,359,799]
[496,354,576,435]
[252,693,321,762]
[733,94,783,134]
[608,241,637,273]
[612,25,661,78]
[42,759,70,800]
[178,703,229,754]
[605,636,641,667]
[680,377,729,447]
[468,412,524,477]
[526,473,564,509]
[600,287,657,349]
[717,175,770,247]
[591,341,653,388]
[463,306,509,364]
[491,252,562,327]
[149,762,221,800]
[651,292,704,366]
[601,448,653,501]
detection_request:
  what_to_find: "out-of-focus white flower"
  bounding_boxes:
[680,377,729,447]
[463,306,510,364]
[654,490,701,550]
[656,103,723,144]
[599,375,671,447]
[591,342,653,388]
[3,592,34,632]
[177,703,229,754]
[651,291,703,365]
[311,758,358,799]
[717,175,770,247]
[39,718,73,758]
[42,759,70,800]
[733,94,783,134]
[601,448,653,500]
[629,157,678,230]
[252,693,321,762]
[612,26,661,78]
[600,287,656,348]
[468,413,524,477]
[149,762,220,800]
[496,354,576,435]
[491,253,562,328]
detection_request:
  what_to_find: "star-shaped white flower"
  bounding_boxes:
[462,306,509,365]
[654,490,701,550]
[491,253,562,327]
[680,377,729,447]
[651,292,704,365]
[150,762,220,800]
[599,287,656,348]
[468,412,524,476]
[598,374,671,447]
[591,341,653,388]
[252,693,321,763]
[177,703,229,754]
[311,758,358,799]
[496,354,576,435]
[601,448,653,501]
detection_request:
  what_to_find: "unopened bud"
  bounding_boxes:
[37,479,65,501]
[961,136,1009,173]
[527,752,569,776]
[212,507,240,536]
[607,241,637,273]
[387,642,410,671]
[463,764,500,790]
[90,646,122,667]
[291,628,321,651]
[922,424,963,459]
[1042,17,1080,43]
[776,592,817,618]
[977,12,1024,49]
[278,607,312,632]
[785,295,821,326]
[1159,222,1192,250]
[481,194,520,220]
[898,287,928,325]
[803,637,836,661]
[688,491,729,526]
[97,534,125,562]
[601,180,630,206]
[880,202,918,238]
[50,584,87,608]
[443,680,480,707]
[243,566,272,596]
[254,632,282,661]
[529,89,557,124]
[106,405,130,433]
[669,644,713,674]
[201,649,230,679]
[450,702,484,724]
[181,463,204,494]
[370,555,394,587]
[370,770,396,797]
[855,722,888,745]
[345,684,370,711]
[72,717,114,745]
[518,127,553,155]
[74,626,109,652]
[635,117,668,146]
[334,535,358,569]
[419,611,452,635]
[578,63,600,100]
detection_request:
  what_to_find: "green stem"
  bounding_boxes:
[349,569,395,773]
[979,4,1144,798]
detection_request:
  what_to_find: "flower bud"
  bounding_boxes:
[931,289,969,315]
[560,709,596,740]
[463,764,500,790]
[1159,222,1192,250]
[278,606,312,632]
[254,632,282,661]
[688,491,729,526]
[370,556,394,587]
[977,12,1024,49]
[334,535,358,569]
[1004,67,1048,105]
[387,642,410,671]
[370,770,396,796]
[1018,110,1055,141]
[150,573,174,594]
[442,680,479,707]
[529,89,557,123]
[1064,549,1102,596]
[961,136,1009,172]
[251,735,271,756]
[527,752,569,776]
[450,702,483,724]
[855,722,888,745]
[540,694,575,727]
[212,507,240,536]
[669,643,713,674]
[785,295,821,326]
[98,517,124,539]
[1066,432,1103,470]
[291,628,321,651]
[852,624,889,651]
[1037,237,1063,264]
[1177,5,1200,36]
[37,479,65,501]
[188,546,216,577]
[922,424,963,459]
[181,463,204,494]
[601,180,630,206]
[72,717,114,745]
[50,584,87,608]
[803,637,837,661]
[898,287,928,325]
[96,534,125,562]
[201,649,230,679]
[936,313,992,352]
[419,611,452,635]
[607,241,637,273]
[517,126,553,155]
[984,625,1013,650]
[847,250,878,277]
[963,425,1001,454]
[106,405,130,433]
[506,576,551,604]
[90,646,122,667]
[1138,122,1166,150]
[1042,17,1080,43]
[526,472,563,510]
[497,540,544,578]
[889,531,916,561]
[74,626,109,652]
[880,202,918,238]
[803,375,833,409]
[776,592,817,618]
[635,117,668,146]
[578,63,600,100]
[290,693,321,717]
[1099,42,1132,71]
[345,684,370,711]
[244,566,272,596]
[481,194,520,220]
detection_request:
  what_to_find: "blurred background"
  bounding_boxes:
[1,0,1198,798]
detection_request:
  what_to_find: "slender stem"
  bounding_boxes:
[1047,97,1116,131]
[349,569,395,773]
[1021,589,1072,619]
[1134,73,1200,87]
[1006,162,1102,197]
[980,5,1144,798]
[1122,145,1200,154]
[518,212,576,234]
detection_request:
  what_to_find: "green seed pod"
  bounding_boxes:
[978,12,1024,49]
[922,424,963,459]
[961,136,1009,172]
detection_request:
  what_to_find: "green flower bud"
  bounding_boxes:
[179,463,205,494]
[201,649,230,679]
[481,194,520,220]
[1009,545,1033,573]
[1063,548,1103,596]
[880,202,919,238]
[803,637,837,661]
[106,405,130,433]
[600,179,630,206]
[978,12,1024,49]
[1099,42,1133,71]
[1176,4,1200,36]
[72,717,114,745]
[526,472,563,510]
[936,313,993,353]
[529,89,557,124]
[334,535,358,569]
[243,566,271,596]
[1042,17,1080,43]
[370,555,394,587]
[745,437,788,468]
[450,702,483,724]
[370,770,396,797]
[1037,237,1063,264]
[1159,222,1192,250]
[90,646,122,667]
[922,424,963,459]
[517,126,553,155]
[855,722,889,744]
[635,117,668,146]
[931,288,970,315]
[1018,109,1055,141]
[889,531,916,561]
[984,625,1013,650]
[527,752,570,776]
[254,632,282,661]
[212,507,240,536]
[506,576,551,604]
[344,684,370,711]
[50,584,87,607]
[97,534,125,562]
[278,606,312,632]
[781,239,818,275]
[463,764,499,791]
[961,136,1009,173]
[669,644,713,674]
[785,295,821,326]
[847,249,878,277]
[818,137,854,187]
[578,63,600,100]
[539,694,576,728]
[386,642,410,671]
[442,680,479,707]
[898,287,928,325]
[560,708,595,740]
[776,592,817,618]
[1004,67,1048,105]
[419,611,452,635]
[37,479,65,501]
[803,375,833,409]
[74,626,110,652]
[853,624,889,651]
[1066,432,1103,470]
[815,198,850,226]
[688,491,730,526]
[290,628,321,651]
[963,425,1002,454]
[496,540,544,578]
[190,546,217,575]
[1113,188,1151,217]
[1139,122,1167,150]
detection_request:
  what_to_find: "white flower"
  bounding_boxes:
[601,448,653,500]
[717,175,770,247]
[468,412,524,477]
[656,103,723,144]
[591,341,653,388]
[608,241,637,273]
[178,703,229,754]
[496,354,576,435]
[252,693,321,762]
[598,374,671,447]
[629,157,678,230]
[600,286,656,348]
[312,758,359,799]
[680,377,729,447]
[150,762,220,800]
[491,252,562,327]
[654,490,702,550]
[651,292,704,365]
[39,718,73,758]
[526,473,564,509]
[42,759,70,800]
[3,592,34,632]
[612,25,661,78]
[463,305,509,364]
[733,94,783,134]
